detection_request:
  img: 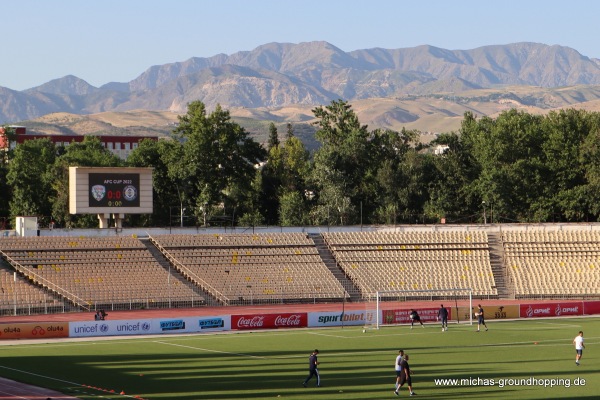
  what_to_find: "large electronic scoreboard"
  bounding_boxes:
[69,167,153,215]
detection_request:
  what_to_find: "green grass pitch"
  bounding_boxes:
[0,317,598,399]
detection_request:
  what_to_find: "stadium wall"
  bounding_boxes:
[0,300,598,340]
[4,221,600,239]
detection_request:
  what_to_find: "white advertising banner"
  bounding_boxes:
[70,315,230,338]
[308,310,379,327]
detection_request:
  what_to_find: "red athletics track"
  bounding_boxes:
[0,298,569,399]
[0,376,80,399]
[0,298,529,324]
[1,297,567,325]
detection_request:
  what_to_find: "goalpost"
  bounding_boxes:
[364,288,473,330]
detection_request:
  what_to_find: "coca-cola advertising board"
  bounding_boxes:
[520,302,583,318]
[231,313,307,330]
[382,307,444,325]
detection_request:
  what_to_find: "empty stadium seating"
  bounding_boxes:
[150,233,349,304]
[323,231,497,297]
[0,262,58,315]
[0,236,204,311]
[1,227,599,315]
[503,229,600,298]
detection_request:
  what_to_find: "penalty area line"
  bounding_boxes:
[153,340,267,358]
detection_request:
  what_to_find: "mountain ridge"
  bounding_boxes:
[4,41,600,128]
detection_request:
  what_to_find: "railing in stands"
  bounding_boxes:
[148,234,230,306]
[0,251,90,311]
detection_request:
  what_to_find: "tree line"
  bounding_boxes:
[2,100,600,229]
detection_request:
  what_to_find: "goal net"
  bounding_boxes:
[364,288,473,330]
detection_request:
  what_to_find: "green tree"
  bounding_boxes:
[267,122,279,151]
[280,135,310,192]
[279,190,308,226]
[460,110,548,222]
[174,101,267,225]
[581,121,600,218]
[127,138,183,226]
[370,127,427,224]
[259,133,311,225]
[286,122,294,139]
[0,126,14,226]
[310,100,373,225]
[425,132,479,223]
[7,138,56,219]
[541,109,600,221]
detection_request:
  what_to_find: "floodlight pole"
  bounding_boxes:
[482,201,487,224]
[13,272,17,316]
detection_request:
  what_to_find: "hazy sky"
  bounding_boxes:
[3,0,600,91]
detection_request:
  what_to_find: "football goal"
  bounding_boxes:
[364,288,473,330]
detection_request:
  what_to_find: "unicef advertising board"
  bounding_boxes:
[70,315,230,338]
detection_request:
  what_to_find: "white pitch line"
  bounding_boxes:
[0,389,30,399]
[530,320,582,328]
[153,340,266,358]
[306,331,352,339]
[0,366,80,387]
[0,366,140,399]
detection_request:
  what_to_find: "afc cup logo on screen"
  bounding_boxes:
[91,185,106,201]
[123,185,137,201]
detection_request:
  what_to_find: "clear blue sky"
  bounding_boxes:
[3,0,600,91]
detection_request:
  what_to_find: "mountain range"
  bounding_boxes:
[4,41,600,134]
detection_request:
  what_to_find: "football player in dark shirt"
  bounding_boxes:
[438,304,449,331]
[396,354,416,396]
[302,349,320,387]
[410,309,424,329]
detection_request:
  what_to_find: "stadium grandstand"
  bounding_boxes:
[1,224,600,316]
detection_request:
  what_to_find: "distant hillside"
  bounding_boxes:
[19,83,600,152]
[3,41,600,126]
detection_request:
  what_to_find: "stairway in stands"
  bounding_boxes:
[308,233,362,302]
[486,232,512,299]
[140,237,220,306]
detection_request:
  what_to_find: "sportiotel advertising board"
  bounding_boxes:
[308,310,377,327]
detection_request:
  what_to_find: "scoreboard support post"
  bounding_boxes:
[97,213,125,229]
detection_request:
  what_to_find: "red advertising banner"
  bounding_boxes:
[0,322,69,340]
[520,302,583,318]
[382,307,447,325]
[231,313,307,330]
[583,301,600,315]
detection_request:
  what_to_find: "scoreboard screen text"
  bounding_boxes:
[89,173,140,207]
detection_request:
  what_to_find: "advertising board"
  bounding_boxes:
[456,305,520,321]
[520,302,583,318]
[0,322,69,340]
[231,313,307,330]
[381,307,441,325]
[308,310,377,327]
[70,315,230,338]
